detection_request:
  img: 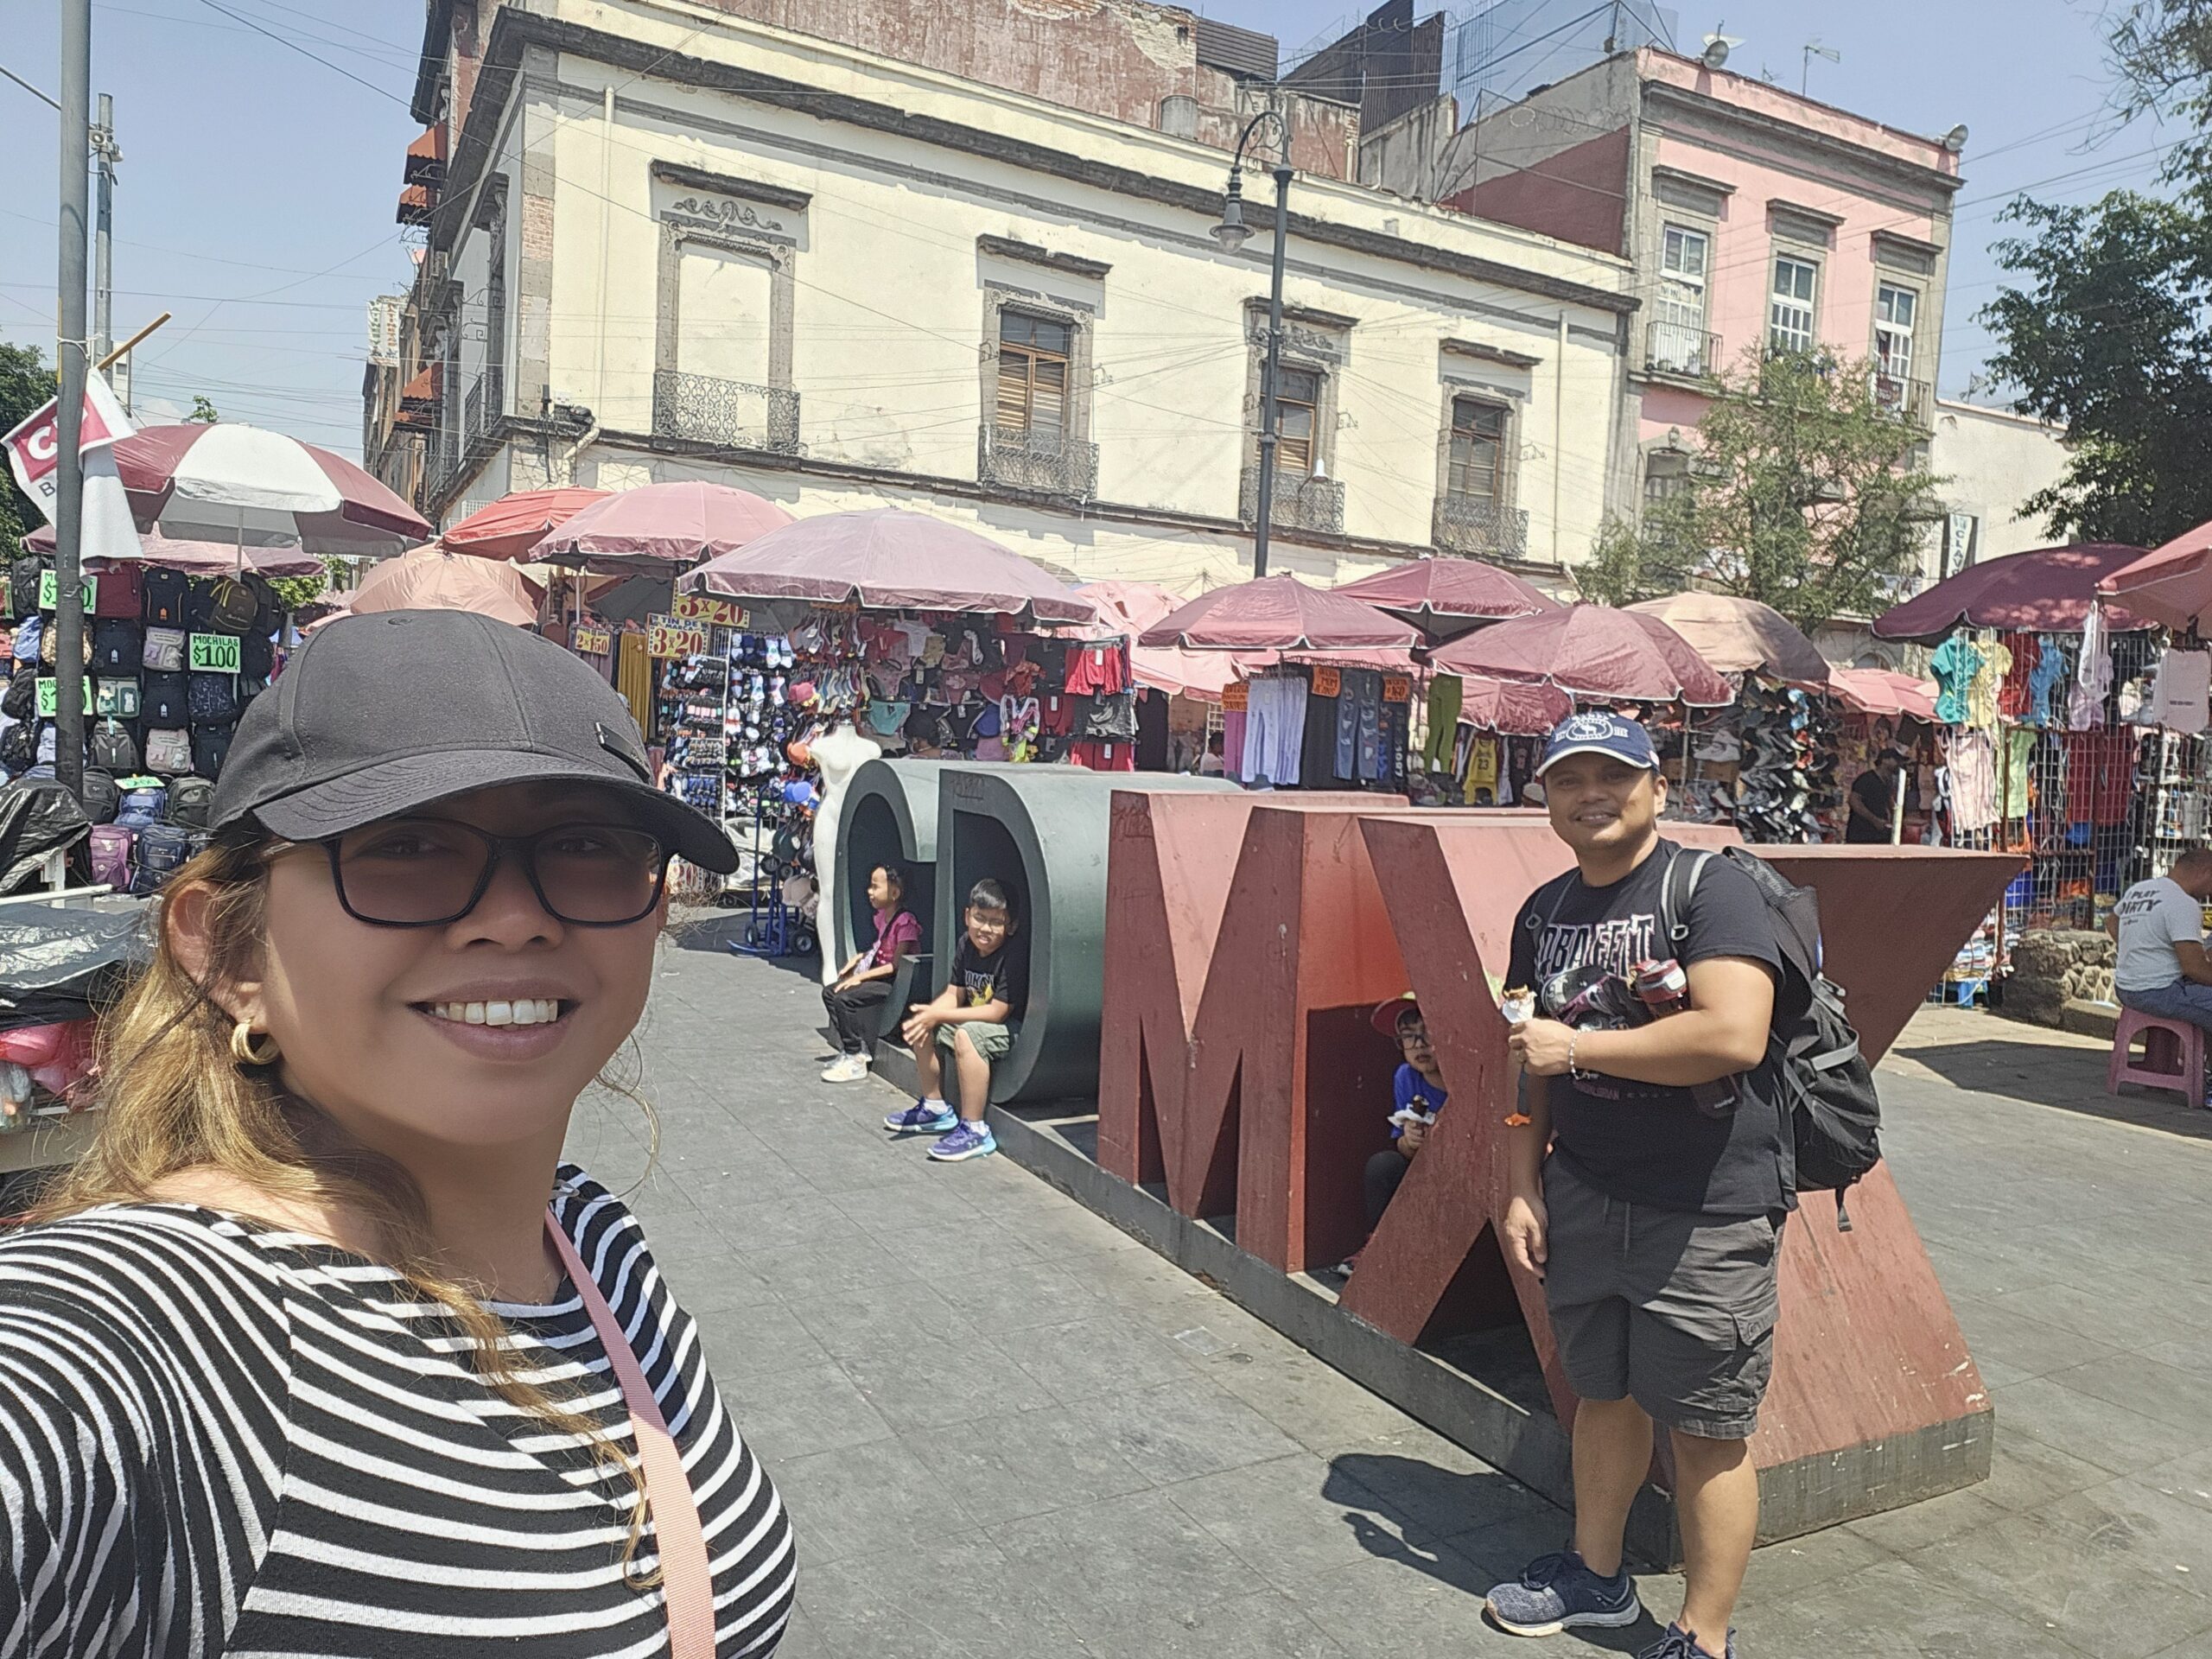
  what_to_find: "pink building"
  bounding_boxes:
[1443,47,1964,514]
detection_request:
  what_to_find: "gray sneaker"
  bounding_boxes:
[1485,1549,1642,1637]
[1637,1624,1733,1659]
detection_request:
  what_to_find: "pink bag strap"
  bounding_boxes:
[544,1210,718,1658]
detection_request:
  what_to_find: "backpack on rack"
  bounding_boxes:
[92,617,141,672]
[143,671,189,726]
[132,823,191,893]
[188,671,238,726]
[92,562,142,619]
[143,727,193,776]
[9,556,44,619]
[2,666,34,721]
[90,719,137,774]
[88,823,134,891]
[79,767,119,824]
[207,577,258,634]
[142,626,186,672]
[1660,846,1884,1230]
[245,572,283,635]
[114,777,166,830]
[166,775,216,830]
[143,568,188,628]
[191,724,234,780]
[11,616,41,669]
[95,677,140,720]
[0,721,32,773]
[239,630,274,680]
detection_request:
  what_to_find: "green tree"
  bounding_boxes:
[0,343,53,551]
[188,394,220,424]
[1576,349,1942,632]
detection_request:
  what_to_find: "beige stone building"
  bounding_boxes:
[365,0,1636,595]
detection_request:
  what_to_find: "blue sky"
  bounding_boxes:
[0,1,2175,460]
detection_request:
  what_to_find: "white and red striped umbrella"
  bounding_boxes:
[109,422,429,555]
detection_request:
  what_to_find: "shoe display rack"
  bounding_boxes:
[1733,684,1841,843]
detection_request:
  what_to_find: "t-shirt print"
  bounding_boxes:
[1532,911,1663,985]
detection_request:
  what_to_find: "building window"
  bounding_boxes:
[1769,254,1818,354]
[1653,224,1710,372]
[1644,448,1692,505]
[1875,282,1917,384]
[995,311,1071,438]
[1447,398,1507,500]
[1271,366,1321,474]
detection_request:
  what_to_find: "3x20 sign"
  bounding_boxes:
[671,591,748,626]
[645,613,709,658]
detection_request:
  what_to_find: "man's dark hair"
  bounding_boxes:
[1878,748,1908,768]
[968,877,1015,916]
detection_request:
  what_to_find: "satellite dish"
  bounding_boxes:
[1701,29,1742,69]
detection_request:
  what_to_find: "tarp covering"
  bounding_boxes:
[0,905,149,1030]
[0,780,90,898]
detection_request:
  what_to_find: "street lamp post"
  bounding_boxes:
[1212,111,1292,581]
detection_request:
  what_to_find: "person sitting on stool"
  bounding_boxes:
[2110,848,2212,1030]
[1341,994,1448,1274]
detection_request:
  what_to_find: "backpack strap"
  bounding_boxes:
[1658,845,1713,950]
[1524,868,1578,936]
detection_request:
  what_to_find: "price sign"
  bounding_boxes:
[35,677,56,719]
[36,571,96,613]
[1310,665,1342,697]
[571,625,613,657]
[1382,675,1412,704]
[189,632,242,674]
[672,591,748,626]
[645,613,709,658]
[1221,682,1249,712]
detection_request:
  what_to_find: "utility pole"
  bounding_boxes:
[54,0,92,798]
[93,92,121,408]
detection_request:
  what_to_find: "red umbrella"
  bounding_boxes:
[29,525,322,580]
[1872,543,2152,640]
[1625,592,1830,683]
[532,480,792,572]
[442,487,610,562]
[1334,557,1555,632]
[681,507,1092,623]
[1430,603,1734,706]
[1454,672,1573,735]
[2095,519,2212,632]
[1138,574,1419,652]
[109,421,429,551]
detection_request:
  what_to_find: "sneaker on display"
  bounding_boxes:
[821,1053,872,1084]
[927,1119,997,1161]
[884,1100,958,1134]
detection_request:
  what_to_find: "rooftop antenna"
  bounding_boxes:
[1801,37,1840,95]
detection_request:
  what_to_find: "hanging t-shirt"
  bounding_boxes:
[1929,634,1983,726]
[1967,638,2011,730]
[2003,728,2037,823]
[2028,644,2071,728]
[1944,728,2000,834]
[2070,605,2112,730]
[1465,736,1501,803]
[2152,648,2211,734]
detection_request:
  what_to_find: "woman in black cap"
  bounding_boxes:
[0,612,794,1656]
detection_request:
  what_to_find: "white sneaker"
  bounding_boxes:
[820,1054,872,1084]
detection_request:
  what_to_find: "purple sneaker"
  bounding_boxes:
[884,1101,957,1135]
[927,1120,997,1161]
[1484,1549,1641,1637]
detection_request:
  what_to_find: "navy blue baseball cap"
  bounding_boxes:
[1535,712,1660,777]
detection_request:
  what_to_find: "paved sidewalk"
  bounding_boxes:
[572,932,2212,1658]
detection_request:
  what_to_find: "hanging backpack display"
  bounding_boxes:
[142,671,188,726]
[132,823,191,894]
[92,563,142,619]
[188,671,238,726]
[94,677,141,720]
[2,667,33,721]
[165,776,216,830]
[191,724,234,780]
[113,778,166,830]
[239,630,274,680]
[79,767,120,825]
[143,727,193,776]
[92,618,141,672]
[143,568,188,628]
[90,720,137,774]
[10,617,40,670]
[9,557,43,619]
[207,577,258,634]
[142,626,186,672]
[88,824,134,891]
[245,572,283,634]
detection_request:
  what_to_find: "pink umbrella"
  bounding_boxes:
[109,421,429,551]
[533,480,792,572]
[2095,519,2212,632]
[1873,543,2152,640]
[31,525,323,580]
[442,487,611,562]
[1454,672,1574,735]
[682,507,1092,623]
[1626,592,1830,683]
[1138,574,1419,652]
[1430,603,1734,706]
[1828,667,1941,722]
[348,544,538,627]
[1078,580,1263,702]
[1335,557,1555,632]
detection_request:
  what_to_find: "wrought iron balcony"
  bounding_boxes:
[1432,493,1530,561]
[1644,321,1724,379]
[1871,370,1934,429]
[652,369,802,455]
[1239,464,1345,536]
[978,423,1098,502]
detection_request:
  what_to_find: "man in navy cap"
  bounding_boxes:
[1484,713,1784,1659]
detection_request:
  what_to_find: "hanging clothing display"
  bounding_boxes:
[1944,729,2000,835]
[2152,648,2210,735]
[1223,708,1248,777]
[1997,634,2039,721]
[1930,634,1982,727]
[1135,689,1170,772]
[2069,603,2112,730]
[2027,643,2071,728]
[1424,676,1462,772]
[1241,675,1307,786]
[2002,728,2037,823]
[1967,635,2010,731]
[1464,734,1501,804]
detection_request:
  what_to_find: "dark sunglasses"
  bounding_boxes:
[319,817,671,928]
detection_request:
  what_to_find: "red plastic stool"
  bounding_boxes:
[2107,1007,2208,1109]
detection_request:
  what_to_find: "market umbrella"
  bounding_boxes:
[1334,557,1555,634]
[1137,574,1419,652]
[347,543,537,627]
[1625,592,1831,683]
[1454,671,1574,735]
[31,525,322,580]
[107,422,429,554]
[441,487,611,562]
[1871,543,2153,641]
[1429,603,1734,706]
[2094,518,2212,632]
[1827,667,1941,722]
[681,506,1093,623]
[533,480,793,573]
[1077,579,1262,702]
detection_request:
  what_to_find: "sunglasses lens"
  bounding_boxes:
[532,825,667,923]
[334,819,494,925]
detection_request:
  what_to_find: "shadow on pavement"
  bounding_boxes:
[1891,1035,2212,1142]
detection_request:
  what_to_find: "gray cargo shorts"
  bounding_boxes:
[1541,1155,1783,1440]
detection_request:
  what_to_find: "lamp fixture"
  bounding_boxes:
[1212,170,1251,252]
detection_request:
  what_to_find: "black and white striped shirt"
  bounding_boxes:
[0,1166,795,1656]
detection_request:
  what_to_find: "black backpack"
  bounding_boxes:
[92,617,140,673]
[207,576,258,634]
[143,671,189,725]
[90,719,137,773]
[191,724,233,780]
[1662,846,1883,1230]
[2,666,34,721]
[79,766,119,824]
[166,775,216,830]
[9,556,42,619]
[143,568,188,628]
[188,671,238,726]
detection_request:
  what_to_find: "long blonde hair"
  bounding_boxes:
[30,829,659,1580]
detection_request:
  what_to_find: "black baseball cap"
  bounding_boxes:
[212,609,738,873]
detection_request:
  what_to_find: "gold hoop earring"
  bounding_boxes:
[230,1021,282,1067]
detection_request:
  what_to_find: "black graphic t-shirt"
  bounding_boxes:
[1507,840,1789,1216]
[1847,770,1892,842]
[952,933,1029,1020]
